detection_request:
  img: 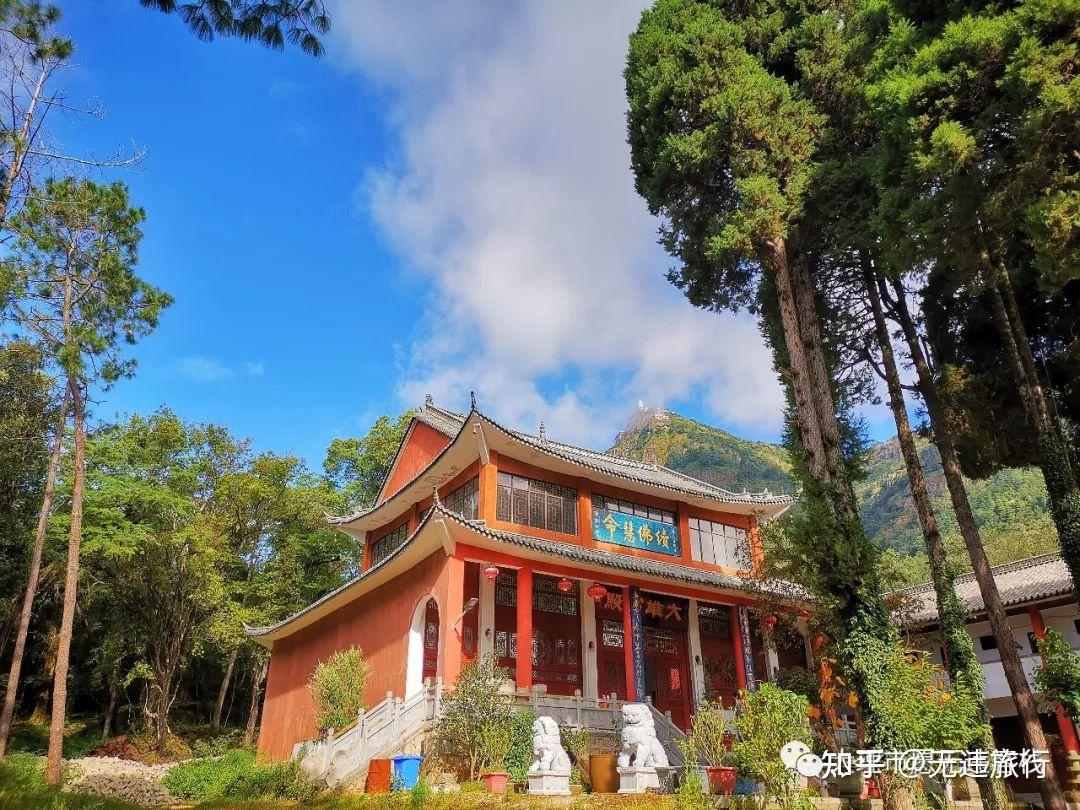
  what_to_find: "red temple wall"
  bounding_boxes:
[380,421,452,502]
[257,550,450,762]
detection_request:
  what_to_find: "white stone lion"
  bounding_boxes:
[617,703,669,769]
[528,716,571,774]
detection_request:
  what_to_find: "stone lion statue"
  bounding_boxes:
[617,703,669,769]
[528,716,571,774]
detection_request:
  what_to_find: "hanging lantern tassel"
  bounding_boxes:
[483,564,500,584]
[763,614,778,629]
[557,577,573,594]
[587,583,607,603]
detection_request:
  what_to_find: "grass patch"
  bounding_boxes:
[163,750,319,803]
[0,753,139,809]
[7,720,100,760]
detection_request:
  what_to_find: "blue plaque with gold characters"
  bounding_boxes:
[592,508,681,557]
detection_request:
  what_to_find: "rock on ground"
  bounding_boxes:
[64,756,177,807]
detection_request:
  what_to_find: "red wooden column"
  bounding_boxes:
[443,555,466,686]
[731,604,748,691]
[516,566,533,689]
[1030,605,1080,754]
[622,586,636,700]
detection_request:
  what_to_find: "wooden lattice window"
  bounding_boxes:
[444,477,479,519]
[496,473,577,535]
[591,494,675,525]
[370,522,408,566]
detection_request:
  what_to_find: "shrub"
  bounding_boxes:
[686,697,731,767]
[505,710,537,782]
[162,749,319,802]
[1035,629,1080,721]
[731,684,812,805]
[427,653,515,780]
[309,646,372,732]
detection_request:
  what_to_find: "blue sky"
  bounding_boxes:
[47,1,896,470]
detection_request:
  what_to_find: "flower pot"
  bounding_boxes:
[589,753,619,794]
[706,765,738,795]
[482,771,509,793]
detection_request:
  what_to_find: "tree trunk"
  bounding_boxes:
[212,649,237,731]
[102,680,118,741]
[244,660,268,746]
[986,269,1080,603]
[0,389,68,758]
[45,381,86,786]
[866,270,1003,810]
[762,239,895,761]
[888,278,1066,810]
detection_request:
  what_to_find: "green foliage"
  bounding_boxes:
[163,749,319,802]
[324,411,415,511]
[309,647,371,732]
[731,684,812,806]
[608,408,792,494]
[1034,630,1080,721]
[4,177,172,387]
[137,0,331,56]
[427,654,514,781]
[685,697,731,767]
[504,710,536,783]
[853,644,984,751]
[0,752,139,810]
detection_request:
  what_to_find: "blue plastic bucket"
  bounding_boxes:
[391,754,423,790]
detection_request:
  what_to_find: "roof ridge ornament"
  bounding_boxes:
[425,393,433,407]
[470,390,477,410]
[432,486,441,505]
[539,420,547,442]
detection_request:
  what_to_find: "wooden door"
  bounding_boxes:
[698,603,739,707]
[421,598,439,682]
[594,588,628,699]
[644,627,691,729]
[531,575,582,695]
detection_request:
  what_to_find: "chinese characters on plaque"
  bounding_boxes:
[592,508,681,557]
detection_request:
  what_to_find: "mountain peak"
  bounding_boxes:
[607,407,793,494]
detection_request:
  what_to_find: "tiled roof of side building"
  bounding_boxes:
[418,402,794,506]
[893,552,1075,627]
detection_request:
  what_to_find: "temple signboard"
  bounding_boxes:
[592,508,681,558]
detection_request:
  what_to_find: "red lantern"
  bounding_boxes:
[483,564,499,584]
[557,577,573,594]
[587,583,607,603]
[763,614,778,629]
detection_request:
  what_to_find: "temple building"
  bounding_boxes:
[248,399,802,762]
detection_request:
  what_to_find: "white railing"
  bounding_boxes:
[294,677,443,788]
[295,681,690,786]
[511,688,626,732]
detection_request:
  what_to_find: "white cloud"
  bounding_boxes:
[328,0,785,446]
[245,361,266,377]
[179,356,235,383]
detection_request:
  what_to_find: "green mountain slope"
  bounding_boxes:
[607,408,793,495]
[606,408,1057,571]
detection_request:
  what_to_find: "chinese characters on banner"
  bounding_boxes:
[814,749,1049,780]
[592,508,681,557]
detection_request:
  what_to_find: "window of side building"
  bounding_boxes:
[496,473,577,535]
[689,517,750,569]
[443,477,479,520]
[370,522,408,567]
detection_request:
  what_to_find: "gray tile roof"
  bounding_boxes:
[249,501,803,642]
[894,552,1075,627]
[422,403,793,506]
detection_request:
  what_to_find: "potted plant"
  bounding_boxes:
[687,697,738,795]
[480,718,514,793]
